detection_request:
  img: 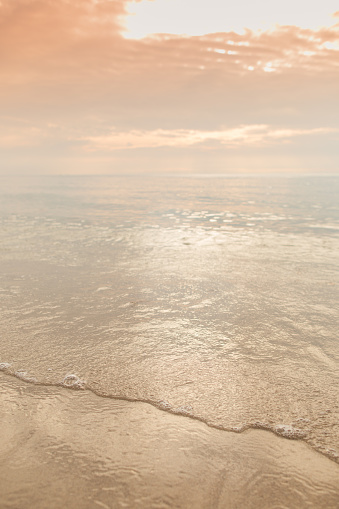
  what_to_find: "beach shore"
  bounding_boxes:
[1,373,338,509]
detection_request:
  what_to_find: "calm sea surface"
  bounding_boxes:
[0,175,338,461]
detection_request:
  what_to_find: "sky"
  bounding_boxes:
[1,0,339,174]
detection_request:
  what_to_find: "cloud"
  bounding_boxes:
[82,125,338,151]
[1,1,339,86]
[0,0,126,69]
[0,1,339,173]
[1,6,338,131]
[0,119,336,152]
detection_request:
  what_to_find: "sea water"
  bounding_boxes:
[0,174,338,506]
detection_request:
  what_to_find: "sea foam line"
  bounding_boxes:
[0,362,338,463]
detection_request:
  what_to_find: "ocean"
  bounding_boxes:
[0,174,338,507]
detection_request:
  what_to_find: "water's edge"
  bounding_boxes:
[1,366,338,465]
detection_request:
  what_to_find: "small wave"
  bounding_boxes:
[0,364,337,463]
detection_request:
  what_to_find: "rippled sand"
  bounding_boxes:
[1,374,339,509]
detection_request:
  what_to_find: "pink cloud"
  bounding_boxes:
[1,1,338,173]
[82,125,339,151]
[1,1,338,84]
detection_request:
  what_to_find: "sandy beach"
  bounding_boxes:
[1,373,339,509]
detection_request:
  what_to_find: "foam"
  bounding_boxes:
[15,370,38,383]
[156,400,193,416]
[274,424,306,439]
[0,366,338,463]
[61,374,86,390]
[0,364,37,383]
[0,362,11,371]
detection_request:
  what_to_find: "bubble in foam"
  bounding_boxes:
[15,370,37,383]
[156,400,194,416]
[61,374,86,390]
[274,424,306,439]
[157,400,171,410]
[175,405,193,416]
[0,362,11,371]
[231,425,247,433]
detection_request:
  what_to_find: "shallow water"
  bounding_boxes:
[0,175,338,504]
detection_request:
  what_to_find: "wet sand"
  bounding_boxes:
[1,373,339,509]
